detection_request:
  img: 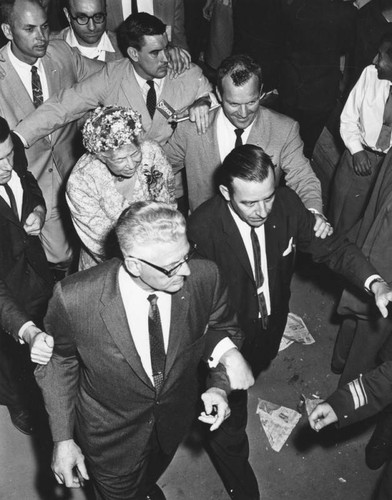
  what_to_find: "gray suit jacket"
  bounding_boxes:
[106,0,188,49]
[16,61,211,147]
[164,106,323,212]
[36,257,242,475]
[0,41,103,217]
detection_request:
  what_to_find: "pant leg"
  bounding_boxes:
[205,390,260,500]
[331,317,357,374]
[376,459,392,500]
[0,333,25,409]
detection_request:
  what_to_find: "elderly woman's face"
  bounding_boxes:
[98,143,142,178]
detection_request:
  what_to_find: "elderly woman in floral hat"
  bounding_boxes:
[66,105,176,270]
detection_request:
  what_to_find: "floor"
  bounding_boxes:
[0,259,385,500]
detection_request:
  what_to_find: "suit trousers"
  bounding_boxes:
[376,459,392,500]
[205,390,260,500]
[91,426,176,500]
[329,149,384,234]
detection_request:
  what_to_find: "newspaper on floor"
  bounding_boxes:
[256,399,302,452]
[279,312,315,351]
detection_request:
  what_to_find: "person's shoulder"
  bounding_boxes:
[272,186,304,216]
[60,258,121,291]
[258,106,296,127]
[176,62,205,82]
[46,38,74,57]
[49,28,67,41]
[189,195,225,228]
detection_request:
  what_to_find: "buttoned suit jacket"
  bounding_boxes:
[16,60,211,147]
[106,0,188,49]
[35,257,242,476]
[0,41,103,219]
[187,189,378,374]
[0,133,52,340]
[50,28,123,62]
[164,106,323,212]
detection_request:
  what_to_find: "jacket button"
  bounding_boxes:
[48,168,53,173]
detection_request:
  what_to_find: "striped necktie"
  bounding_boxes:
[31,65,43,108]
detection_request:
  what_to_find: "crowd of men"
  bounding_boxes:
[1,0,392,499]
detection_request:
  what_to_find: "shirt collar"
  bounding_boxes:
[219,106,255,133]
[65,27,115,57]
[7,42,44,73]
[132,65,164,92]
[119,263,170,301]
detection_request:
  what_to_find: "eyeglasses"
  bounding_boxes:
[127,244,196,278]
[70,12,107,25]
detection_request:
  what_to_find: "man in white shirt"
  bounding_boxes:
[330,32,392,233]
[0,116,53,436]
[35,200,252,500]
[188,144,392,500]
[51,0,122,62]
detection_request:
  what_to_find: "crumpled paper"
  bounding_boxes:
[256,399,302,452]
[279,312,315,351]
[298,394,323,416]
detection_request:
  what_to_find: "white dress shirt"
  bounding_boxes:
[216,108,254,163]
[122,0,154,19]
[133,66,164,103]
[0,170,23,220]
[228,205,271,315]
[341,65,392,155]
[64,28,115,61]
[7,42,49,102]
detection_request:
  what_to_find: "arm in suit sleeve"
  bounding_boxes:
[279,120,323,214]
[35,283,80,442]
[327,361,392,427]
[15,62,111,147]
[0,280,31,341]
[163,123,187,174]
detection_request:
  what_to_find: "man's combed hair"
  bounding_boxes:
[0,116,11,144]
[218,144,275,193]
[117,12,166,56]
[115,201,186,256]
[217,54,263,95]
[0,0,42,24]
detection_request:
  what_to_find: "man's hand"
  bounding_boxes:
[52,439,89,488]
[371,281,392,318]
[308,402,338,432]
[352,150,372,176]
[167,46,191,78]
[22,325,53,364]
[218,348,254,390]
[313,213,333,239]
[203,0,215,20]
[199,387,230,431]
[23,205,45,235]
[189,96,211,135]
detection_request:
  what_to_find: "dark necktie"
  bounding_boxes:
[31,65,43,108]
[146,80,156,119]
[4,183,19,219]
[147,294,166,392]
[376,86,392,151]
[250,228,268,329]
[234,128,244,148]
[132,0,138,13]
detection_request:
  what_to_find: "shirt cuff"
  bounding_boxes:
[18,321,35,344]
[308,208,321,216]
[208,337,237,368]
[364,274,384,293]
[12,130,28,148]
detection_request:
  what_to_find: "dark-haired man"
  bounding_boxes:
[187,144,392,500]
[165,54,330,237]
[51,0,122,62]
[0,115,53,434]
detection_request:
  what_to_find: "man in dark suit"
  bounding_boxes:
[35,200,252,500]
[0,116,53,434]
[187,144,392,500]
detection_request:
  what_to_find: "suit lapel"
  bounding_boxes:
[119,66,152,133]
[165,289,189,378]
[99,263,154,391]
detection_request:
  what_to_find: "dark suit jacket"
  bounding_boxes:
[187,189,378,374]
[0,133,52,339]
[35,257,242,476]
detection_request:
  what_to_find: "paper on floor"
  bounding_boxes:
[279,312,315,352]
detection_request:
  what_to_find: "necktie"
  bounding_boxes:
[132,0,138,13]
[146,80,156,119]
[234,128,244,148]
[4,183,19,219]
[376,86,392,151]
[147,294,166,392]
[31,65,43,108]
[250,228,268,329]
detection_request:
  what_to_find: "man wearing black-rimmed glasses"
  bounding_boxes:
[51,0,123,62]
[36,200,253,500]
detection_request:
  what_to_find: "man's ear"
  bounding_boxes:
[127,46,139,63]
[124,257,142,277]
[219,184,230,202]
[1,23,13,42]
[63,7,71,24]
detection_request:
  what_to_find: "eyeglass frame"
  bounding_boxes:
[69,12,107,25]
[126,243,197,278]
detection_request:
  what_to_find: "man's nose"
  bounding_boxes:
[239,105,248,117]
[178,261,191,276]
[87,18,95,31]
[373,54,379,66]
[160,49,168,63]
[255,202,267,218]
